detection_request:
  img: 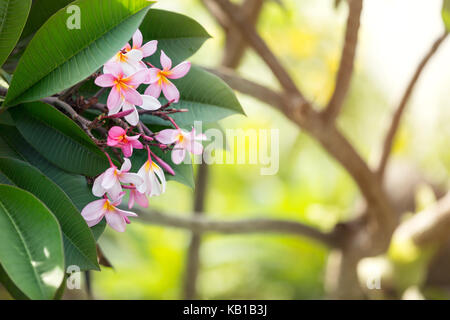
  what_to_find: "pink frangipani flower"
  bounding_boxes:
[81,193,137,232]
[155,128,206,164]
[137,148,167,197]
[95,63,147,112]
[93,158,143,200]
[108,29,157,75]
[144,50,191,103]
[106,48,144,76]
[107,126,143,158]
[129,29,158,59]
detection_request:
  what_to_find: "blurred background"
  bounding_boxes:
[75,0,450,299]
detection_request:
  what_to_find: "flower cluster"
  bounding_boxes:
[81,29,206,232]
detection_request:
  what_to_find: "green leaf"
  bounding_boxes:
[0,157,99,271]
[4,0,154,106]
[10,102,109,176]
[141,9,211,65]
[0,184,64,300]
[0,124,106,240]
[20,0,74,42]
[443,0,450,31]
[2,0,75,73]
[0,264,28,300]
[0,0,31,67]
[140,66,245,128]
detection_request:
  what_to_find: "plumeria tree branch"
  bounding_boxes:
[395,192,450,246]
[322,0,363,121]
[213,0,304,99]
[204,67,285,109]
[134,208,340,247]
[377,30,449,177]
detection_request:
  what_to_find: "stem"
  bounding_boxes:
[104,151,115,167]
[167,116,179,129]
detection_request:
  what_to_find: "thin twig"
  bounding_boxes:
[134,209,339,247]
[377,31,448,177]
[213,0,303,99]
[395,192,450,246]
[322,0,363,121]
[205,67,286,110]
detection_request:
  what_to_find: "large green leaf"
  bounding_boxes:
[10,102,109,176]
[21,0,74,41]
[443,0,450,31]
[0,157,99,271]
[0,124,106,240]
[140,66,245,128]
[0,0,31,67]
[0,264,28,300]
[141,9,211,65]
[0,184,64,300]
[3,0,74,73]
[4,0,154,106]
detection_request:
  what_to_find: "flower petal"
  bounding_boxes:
[141,40,157,57]
[171,147,186,164]
[86,215,104,228]
[128,190,135,209]
[134,191,149,208]
[95,74,115,87]
[155,129,179,144]
[106,182,122,202]
[92,173,106,197]
[168,61,191,79]
[127,69,148,86]
[120,172,144,186]
[132,29,143,49]
[116,208,138,217]
[160,50,172,70]
[120,158,132,172]
[148,172,162,197]
[102,167,118,189]
[81,199,106,221]
[147,68,160,83]
[122,87,143,106]
[131,139,144,149]
[140,95,161,111]
[105,211,126,232]
[186,141,204,155]
[161,79,180,103]
[121,143,133,158]
[122,103,139,126]
[109,126,126,138]
[108,100,123,115]
[103,62,123,78]
[137,164,149,194]
[144,83,162,99]
[107,88,122,111]
[126,49,143,62]
[153,164,166,193]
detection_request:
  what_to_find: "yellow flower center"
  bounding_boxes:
[114,75,132,92]
[103,200,115,211]
[116,51,128,63]
[157,70,171,85]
